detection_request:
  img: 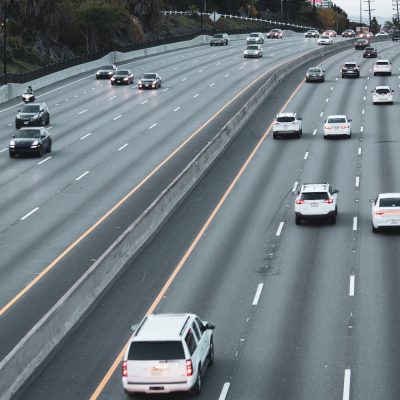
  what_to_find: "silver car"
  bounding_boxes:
[244,44,263,58]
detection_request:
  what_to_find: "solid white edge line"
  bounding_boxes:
[343,369,351,400]
[252,283,264,305]
[76,171,89,181]
[219,383,231,400]
[21,207,39,221]
[276,222,284,237]
[149,123,158,130]
[304,152,309,160]
[38,156,52,165]
[80,132,92,140]
[349,275,355,296]
[355,176,360,187]
[292,181,298,193]
[353,216,358,231]
[118,144,128,151]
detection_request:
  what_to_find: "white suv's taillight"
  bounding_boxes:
[122,361,128,377]
[186,360,193,376]
[295,199,304,204]
[324,198,333,204]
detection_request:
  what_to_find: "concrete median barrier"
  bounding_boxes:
[0,37,371,400]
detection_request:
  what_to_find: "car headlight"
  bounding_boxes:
[138,80,142,84]
[306,73,310,77]
[32,114,39,120]
[124,77,128,81]
[31,140,39,148]
[111,77,115,81]
[9,140,15,147]
[108,71,113,75]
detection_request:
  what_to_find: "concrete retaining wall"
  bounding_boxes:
[0,38,362,400]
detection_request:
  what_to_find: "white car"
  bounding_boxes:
[122,313,215,395]
[372,86,394,104]
[305,29,319,38]
[244,44,263,58]
[371,193,400,232]
[318,35,333,45]
[323,115,352,139]
[272,112,302,139]
[375,31,389,36]
[373,59,392,76]
[295,183,339,224]
[247,32,264,44]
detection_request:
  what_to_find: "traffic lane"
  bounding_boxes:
[350,86,400,400]
[22,46,321,400]
[0,40,319,360]
[21,46,362,396]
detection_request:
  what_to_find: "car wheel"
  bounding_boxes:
[330,214,336,224]
[189,368,201,396]
[373,73,376,76]
[46,115,50,125]
[296,131,301,138]
[124,389,135,397]
[322,77,325,82]
[37,146,43,158]
[342,74,345,78]
[47,140,52,153]
[323,135,328,140]
[9,151,15,158]
[208,339,214,366]
[15,121,20,129]
[372,224,379,233]
[348,132,351,139]
[295,215,301,225]
[335,206,338,215]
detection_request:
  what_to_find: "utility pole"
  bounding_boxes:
[364,0,375,30]
[359,0,362,29]
[393,0,400,28]
[2,0,6,85]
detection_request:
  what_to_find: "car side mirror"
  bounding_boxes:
[371,90,374,93]
[17,109,20,112]
[348,119,352,122]
[369,199,375,203]
[205,322,215,330]
[392,90,395,92]
[41,134,46,138]
[130,324,139,332]
[299,117,303,120]
[12,134,15,138]
[333,189,339,194]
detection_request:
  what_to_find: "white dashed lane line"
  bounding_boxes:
[358,147,362,156]
[78,109,88,115]
[320,112,324,117]
[362,109,365,115]
[0,148,7,153]
[140,100,148,105]
[118,144,128,151]
[198,69,204,73]
[76,171,89,181]
[365,85,368,90]
[173,107,181,112]
[304,152,309,160]
[219,383,230,400]
[162,88,170,92]
[80,132,93,140]
[108,96,117,100]
[292,181,299,193]
[7,123,12,126]
[276,222,284,237]
[349,275,355,296]
[326,98,329,103]
[360,126,364,133]
[252,283,264,305]
[209,83,216,87]
[21,207,39,221]
[224,74,230,77]
[148,123,158,130]
[38,156,52,165]
[363,96,366,101]
[113,115,122,121]
[343,369,351,400]
[353,216,358,231]
[181,77,188,82]
[313,129,317,136]
[355,176,360,187]
[193,94,199,98]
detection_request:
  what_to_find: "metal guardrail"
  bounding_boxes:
[161,10,313,30]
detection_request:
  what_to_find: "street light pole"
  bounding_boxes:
[3,0,6,85]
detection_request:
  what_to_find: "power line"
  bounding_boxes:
[363,0,375,29]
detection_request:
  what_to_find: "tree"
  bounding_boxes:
[370,17,380,34]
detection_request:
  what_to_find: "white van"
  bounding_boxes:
[122,313,215,396]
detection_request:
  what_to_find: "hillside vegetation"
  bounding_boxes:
[0,0,348,73]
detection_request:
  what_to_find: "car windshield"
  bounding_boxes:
[99,65,113,70]
[321,36,329,39]
[14,129,41,139]
[365,47,374,51]
[246,45,259,50]
[115,71,129,76]
[379,198,400,207]
[127,341,185,361]
[143,74,156,79]
[327,117,346,124]
[300,192,329,200]
[344,64,356,67]
[277,116,295,123]
[376,61,389,65]
[250,33,260,37]
[308,68,321,73]
[213,34,223,38]
[376,88,390,94]
[357,39,367,43]
[21,105,40,113]
[271,29,280,33]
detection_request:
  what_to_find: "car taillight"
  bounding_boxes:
[374,211,385,216]
[273,121,279,125]
[325,125,332,129]
[122,361,128,377]
[324,199,333,204]
[340,125,349,129]
[295,199,304,204]
[186,360,193,376]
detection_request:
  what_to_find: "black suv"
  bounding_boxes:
[15,103,50,129]
[393,31,400,41]
[9,127,52,157]
[342,62,360,78]
[363,47,377,58]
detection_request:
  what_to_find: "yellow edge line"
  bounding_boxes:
[88,53,315,400]
[0,51,311,318]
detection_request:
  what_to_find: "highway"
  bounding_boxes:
[0,35,323,363]
[4,36,400,399]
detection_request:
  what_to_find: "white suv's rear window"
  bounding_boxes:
[300,192,329,200]
[128,341,185,360]
[379,198,400,207]
[277,116,295,122]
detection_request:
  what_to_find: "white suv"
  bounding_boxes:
[295,183,339,224]
[122,313,215,396]
[247,32,265,44]
[373,59,392,76]
[272,113,302,139]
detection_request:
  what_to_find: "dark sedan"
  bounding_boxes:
[15,103,50,129]
[363,47,377,58]
[355,39,369,49]
[305,67,325,82]
[138,73,162,89]
[9,127,52,157]
[96,64,117,79]
[111,70,134,85]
